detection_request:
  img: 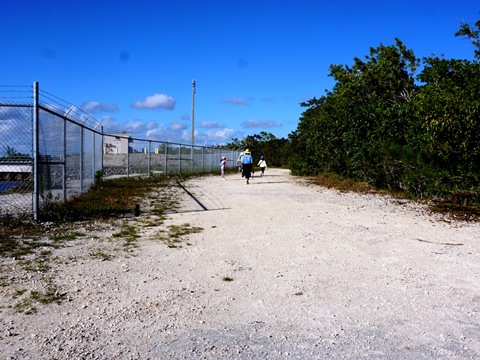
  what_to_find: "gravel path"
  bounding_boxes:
[1,168,479,359]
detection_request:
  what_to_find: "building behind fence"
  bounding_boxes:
[0,83,240,220]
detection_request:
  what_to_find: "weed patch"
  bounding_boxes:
[156,223,203,248]
[89,249,113,261]
[38,175,178,222]
[14,287,65,314]
[113,223,140,250]
[30,287,65,305]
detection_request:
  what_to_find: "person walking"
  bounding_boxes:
[220,156,227,180]
[241,149,253,184]
[257,156,267,177]
[237,152,244,177]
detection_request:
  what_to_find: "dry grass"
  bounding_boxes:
[310,171,480,222]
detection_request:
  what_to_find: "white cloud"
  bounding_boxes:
[98,115,121,132]
[193,128,237,145]
[241,119,282,129]
[200,121,225,128]
[144,122,188,143]
[221,97,250,105]
[170,122,188,131]
[132,93,176,110]
[80,101,118,114]
[0,107,32,155]
[145,125,168,139]
[143,121,237,145]
[124,120,144,132]
[100,116,237,146]
[123,120,157,134]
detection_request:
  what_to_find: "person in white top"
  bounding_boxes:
[257,156,267,177]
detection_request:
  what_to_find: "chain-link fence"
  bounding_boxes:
[103,137,239,178]
[0,94,34,217]
[1,83,241,220]
[36,99,104,210]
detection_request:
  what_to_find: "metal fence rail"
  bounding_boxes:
[0,83,240,220]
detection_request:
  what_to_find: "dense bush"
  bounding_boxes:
[288,31,480,206]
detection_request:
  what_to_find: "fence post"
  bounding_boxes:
[92,130,96,186]
[80,127,84,193]
[164,143,167,175]
[101,126,104,176]
[126,147,130,178]
[33,81,39,222]
[209,149,212,172]
[62,112,67,202]
[148,140,151,177]
[178,145,181,174]
[191,145,194,173]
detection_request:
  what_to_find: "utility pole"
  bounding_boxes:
[191,79,195,146]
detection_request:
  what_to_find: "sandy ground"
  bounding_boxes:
[1,168,480,359]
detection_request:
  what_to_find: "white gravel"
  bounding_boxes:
[1,168,479,359]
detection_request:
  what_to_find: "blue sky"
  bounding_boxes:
[1,0,478,146]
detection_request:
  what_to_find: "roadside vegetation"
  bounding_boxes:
[225,19,480,222]
[1,175,183,256]
[288,36,480,210]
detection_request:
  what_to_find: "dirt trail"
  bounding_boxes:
[1,168,480,359]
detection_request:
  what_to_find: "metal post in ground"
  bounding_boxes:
[126,144,130,177]
[164,143,167,175]
[80,126,84,193]
[178,144,181,174]
[147,140,151,177]
[101,126,104,178]
[190,146,195,174]
[91,130,95,186]
[62,107,67,202]
[33,81,39,222]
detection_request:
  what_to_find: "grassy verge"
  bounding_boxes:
[0,174,197,313]
[310,171,480,222]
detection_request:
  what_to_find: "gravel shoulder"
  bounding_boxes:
[1,168,480,359]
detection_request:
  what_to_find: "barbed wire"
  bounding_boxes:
[39,89,102,129]
[0,85,34,103]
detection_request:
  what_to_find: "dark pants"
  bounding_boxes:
[243,163,253,179]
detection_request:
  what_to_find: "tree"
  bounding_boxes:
[2,145,19,157]
[1,145,29,159]
[411,56,480,194]
[223,137,244,150]
[455,19,480,59]
[288,21,480,202]
[224,132,290,167]
[292,39,419,188]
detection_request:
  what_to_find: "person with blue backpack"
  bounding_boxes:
[241,149,253,184]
